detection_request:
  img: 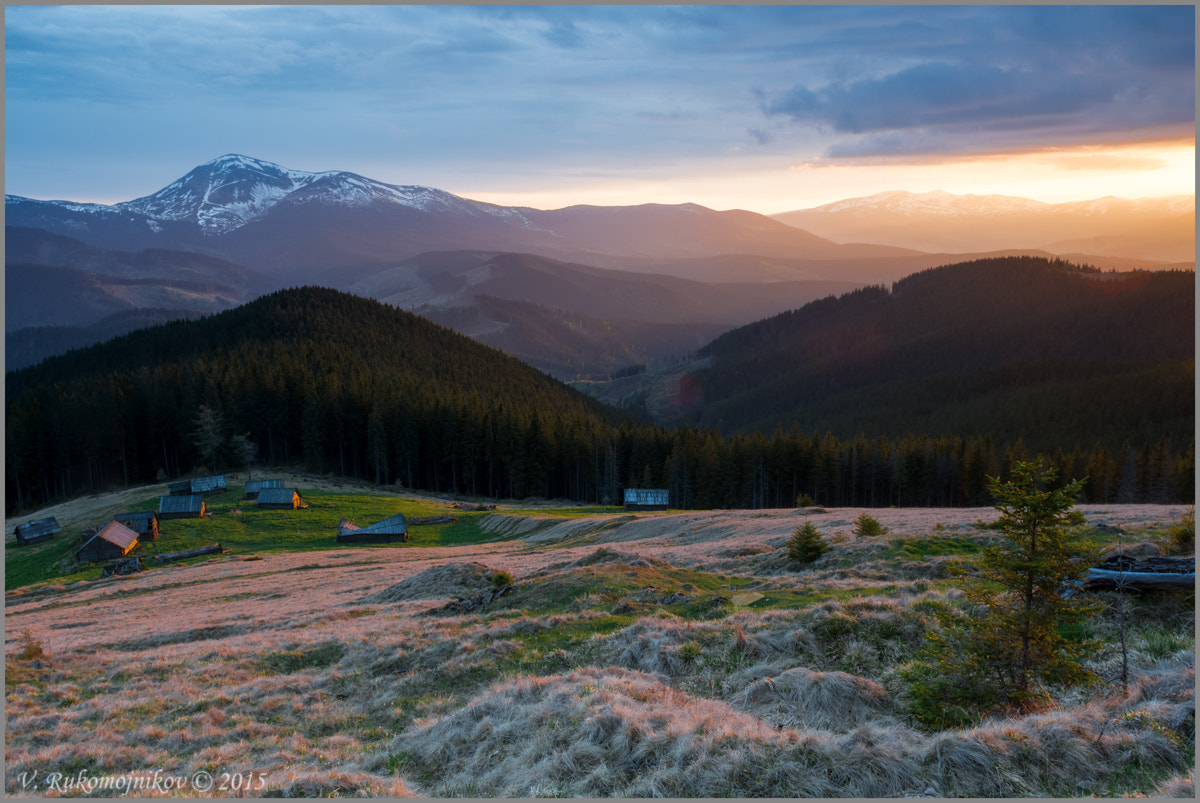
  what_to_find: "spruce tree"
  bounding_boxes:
[971,460,1099,703]
[905,460,1101,723]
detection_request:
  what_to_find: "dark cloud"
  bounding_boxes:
[5,4,1193,202]
[762,5,1195,158]
[769,62,1118,135]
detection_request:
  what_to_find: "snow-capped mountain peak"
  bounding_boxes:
[115,154,511,235]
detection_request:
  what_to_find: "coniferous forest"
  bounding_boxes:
[5,259,1195,515]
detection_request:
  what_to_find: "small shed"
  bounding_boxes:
[190,475,227,495]
[114,511,160,541]
[258,488,304,510]
[159,494,206,520]
[15,517,61,545]
[244,479,283,499]
[624,488,669,511]
[336,513,408,544]
[169,476,226,496]
[77,520,140,563]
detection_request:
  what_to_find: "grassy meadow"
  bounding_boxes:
[4,480,1195,797]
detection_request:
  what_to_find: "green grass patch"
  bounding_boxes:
[260,639,347,675]
[6,486,566,590]
[493,563,748,614]
[885,536,982,560]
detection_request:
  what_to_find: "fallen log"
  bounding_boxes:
[154,543,225,564]
[1085,554,1195,591]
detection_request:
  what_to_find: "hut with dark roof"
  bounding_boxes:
[113,511,159,541]
[169,476,227,496]
[190,475,227,495]
[77,520,140,563]
[336,513,408,544]
[244,479,283,500]
[257,488,304,510]
[159,494,206,520]
[15,517,61,546]
[623,488,670,511]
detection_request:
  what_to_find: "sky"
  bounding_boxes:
[4,4,1195,214]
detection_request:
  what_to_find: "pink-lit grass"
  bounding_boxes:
[5,503,1193,797]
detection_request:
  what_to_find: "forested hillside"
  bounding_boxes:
[6,275,1194,515]
[5,288,634,512]
[684,257,1193,452]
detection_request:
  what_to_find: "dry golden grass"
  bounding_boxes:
[4,501,1194,797]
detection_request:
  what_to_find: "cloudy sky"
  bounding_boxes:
[5,4,1195,213]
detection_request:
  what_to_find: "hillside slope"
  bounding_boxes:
[5,287,633,512]
[679,257,1194,451]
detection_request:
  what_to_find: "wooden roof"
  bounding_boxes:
[159,494,205,514]
[190,475,227,493]
[16,517,61,538]
[245,479,283,494]
[257,488,300,505]
[338,513,406,536]
[92,520,139,551]
[115,510,156,523]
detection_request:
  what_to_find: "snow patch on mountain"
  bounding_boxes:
[819,190,1052,217]
[114,154,536,235]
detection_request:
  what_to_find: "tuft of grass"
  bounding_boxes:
[19,628,47,661]
[886,537,981,560]
[260,640,347,675]
[1165,507,1195,555]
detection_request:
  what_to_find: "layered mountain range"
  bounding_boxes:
[773,190,1194,263]
[6,154,1193,376]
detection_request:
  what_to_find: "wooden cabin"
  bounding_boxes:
[244,479,283,499]
[336,513,408,544]
[624,488,670,511]
[77,520,139,563]
[169,475,226,496]
[15,517,61,545]
[113,511,159,541]
[159,494,206,520]
[257,488,304,510]
[190,475,227,495]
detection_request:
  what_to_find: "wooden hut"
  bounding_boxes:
[169,476,226,496]
[257,488,304,510]
[190,475,227,495]
[113,511,159,541]
[77,520,139,563]
[159,494,206,520]
[15,517,61,545]
[244,479,283,500]
[624,488,669,511]
[336,513,408,544]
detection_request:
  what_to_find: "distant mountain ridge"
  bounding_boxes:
[7,155,1192,377]
[773,190,1194,262]
[7,154,906,282]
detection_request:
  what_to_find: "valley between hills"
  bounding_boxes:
[4,475,1195,797]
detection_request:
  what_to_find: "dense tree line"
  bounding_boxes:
[687,258,1195,454]
[6,283,1194,514]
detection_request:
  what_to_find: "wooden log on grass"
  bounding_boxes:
[154,543,225,564]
